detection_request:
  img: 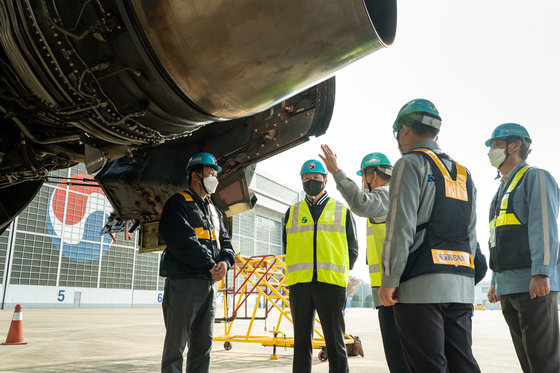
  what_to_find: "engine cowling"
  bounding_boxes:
[0,0,397,231]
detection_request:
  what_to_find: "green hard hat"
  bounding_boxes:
[357,152,392,176]
[300,159,327,176]
[393,98,442,131]
[186,152,222,172]
[485,123,532,147]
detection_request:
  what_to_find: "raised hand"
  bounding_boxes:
[319,144,341,174]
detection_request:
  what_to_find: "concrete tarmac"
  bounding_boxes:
[0,307,530,372]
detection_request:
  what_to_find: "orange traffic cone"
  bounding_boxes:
[2,304,27,345]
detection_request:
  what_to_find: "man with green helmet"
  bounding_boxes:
[283,159,358,373]
[485,123,560,372]
[320,144,407,373]
[159,152,235,373]
[378,99,481,372]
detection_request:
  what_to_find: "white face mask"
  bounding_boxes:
[488,147,507,169]
[203,175,219,194]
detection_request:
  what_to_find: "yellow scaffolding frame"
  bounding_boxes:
[213,254,355,361]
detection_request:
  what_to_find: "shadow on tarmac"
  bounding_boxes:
[2,359,159,373]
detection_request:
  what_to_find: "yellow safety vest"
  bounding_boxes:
[285,198,349,287]
[366,218,386,287]
[489,166,530,248]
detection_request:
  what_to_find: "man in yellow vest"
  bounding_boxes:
[378,99,481,372]
[283,159,359,373]
[485,123,560,372]
[320,144,407,373]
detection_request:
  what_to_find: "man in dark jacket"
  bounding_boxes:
[159,152,236,373]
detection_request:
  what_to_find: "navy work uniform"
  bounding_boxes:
[159,190,235,373]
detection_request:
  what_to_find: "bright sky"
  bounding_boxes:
[258,0,560,282]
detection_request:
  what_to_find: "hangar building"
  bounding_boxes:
[0,164,299,309]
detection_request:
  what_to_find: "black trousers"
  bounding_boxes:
[377,305,408,373]
[393,303,480,373]
[161,278,217,373]
[289,281,348,373]
[501,291,560,373]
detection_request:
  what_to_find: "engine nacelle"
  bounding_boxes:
[0,0,396,231]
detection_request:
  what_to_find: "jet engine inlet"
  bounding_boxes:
[127,0,397,120]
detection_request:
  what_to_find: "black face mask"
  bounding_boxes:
[364,169,377,192]
[303,179,324,197]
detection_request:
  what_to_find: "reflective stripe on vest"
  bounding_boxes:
[417,148,468,201]
[431,249,474,268]
[493,166,530,227]
[285,198,349,287]
[488,166,532,271]
[366,219,386,287]
[489,166,530,248]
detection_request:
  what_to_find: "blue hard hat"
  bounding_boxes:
[300,159,327,176]
[357,152,392,176]
[186,152,222,172]
[393,98,441,131]
[485,123,532,147]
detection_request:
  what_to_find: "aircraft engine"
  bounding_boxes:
[0,0,396,231]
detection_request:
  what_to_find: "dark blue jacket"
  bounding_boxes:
[159,190,235,279]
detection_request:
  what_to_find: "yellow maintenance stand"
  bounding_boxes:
[213,254,359,361]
